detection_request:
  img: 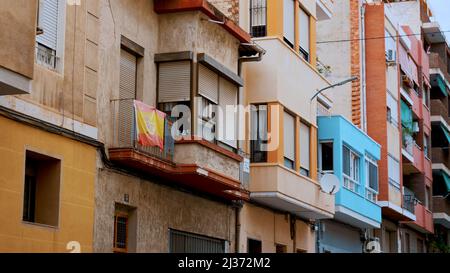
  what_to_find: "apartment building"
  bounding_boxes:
[316,0,383,253]
[0,0,99,252]
[93,0,261,253]
[422,19,450,252]
[217,0,337,253]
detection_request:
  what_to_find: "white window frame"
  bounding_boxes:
[343,145,360,193]
[388,154,401,189]
[365,156,378,203]
[36,0,66,73]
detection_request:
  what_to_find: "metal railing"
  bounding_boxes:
[403,186,416,214]
[249,0,267,37]
[111,99,175,162]
[35,44,57,70]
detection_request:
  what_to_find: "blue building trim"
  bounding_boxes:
[318,115,382,226]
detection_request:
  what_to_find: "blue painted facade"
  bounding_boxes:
[318,115,382,226]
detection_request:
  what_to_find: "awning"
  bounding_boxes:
[401,99,413,130]
[440,171,450,195]
[433,74,448,97]
[440,124,450,144]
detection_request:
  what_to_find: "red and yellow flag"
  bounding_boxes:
[134,100,166,150]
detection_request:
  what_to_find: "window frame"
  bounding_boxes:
[249,0,267,38]
[298,6,310,62]
[343,145,361,193]
[318,141,334,174]
[283,111,296,170]
[365,155,379,202]
[113,211,129,253]
[250,104,268,163]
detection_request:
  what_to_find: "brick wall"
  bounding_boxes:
[350,0,361,128]
[209,0,239,23]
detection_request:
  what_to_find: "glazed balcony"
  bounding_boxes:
[433,196,450,228]
[250,163,334,220]
[108,100,249,201]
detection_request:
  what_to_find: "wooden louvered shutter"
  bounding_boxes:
[198,65,219,103]
[218,77,238,148]
[118,49,137,146]
[158,61,191,103]
[37,0,59,50]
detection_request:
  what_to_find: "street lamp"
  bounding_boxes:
[310,76,359,101]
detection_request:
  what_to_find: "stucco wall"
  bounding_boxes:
[94,168,235,252]
[0,116,96,252]
[0,0,37,79]
[239,203,316,253]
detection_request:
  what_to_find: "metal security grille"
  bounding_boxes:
[114,215,128,253]
[249,0,267,37]
[169,230,226,253]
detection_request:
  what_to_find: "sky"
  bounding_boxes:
[428,0,450,44]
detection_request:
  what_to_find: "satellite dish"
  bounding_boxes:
[319,174,340,195]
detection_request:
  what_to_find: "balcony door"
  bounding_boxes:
[118,49,137,147]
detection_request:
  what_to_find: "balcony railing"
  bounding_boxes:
[403,186,416,214]
[429,52,450,83]
[431,99,449,124]
[111,99,175,162]
[343,174,359,194]
[402,132,415,157]
[432,147,450,170]
[433,196,450,215]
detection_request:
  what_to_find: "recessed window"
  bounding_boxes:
[250,0,267,37]
[319,142,333,172]
[248,239,262,253]
[284,111,295,170]
[36,0,65,71]
[251,104,268,163]
[299,122,310,177]
[113,204,137,253]
[283,0,295,48]
[22,151,61,227]
[299,7,310,62]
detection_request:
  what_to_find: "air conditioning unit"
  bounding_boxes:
[412,121,420,133]
[364,237,382,253]
[385,49,396,64]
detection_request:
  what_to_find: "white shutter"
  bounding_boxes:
[387,92,398,124]
[300,122,310,171]
[299,8,310,54]
[36,0,59,50]
[158,61,191,103]
[198,65,219,103]
[283,112,295,161]
[219,77,238,148]
[283,0,295,46]
[388,155,400,186]
[118,49,137,146]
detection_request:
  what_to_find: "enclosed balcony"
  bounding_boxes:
[0,1,35,95]
[318,116,382,228]
[108,100,249,201]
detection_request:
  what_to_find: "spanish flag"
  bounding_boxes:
[134,100,166,151]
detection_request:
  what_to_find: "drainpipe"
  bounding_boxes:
[360,1,368,132]
[234,43,265,253]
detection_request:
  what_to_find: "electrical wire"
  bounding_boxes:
[317,30,450,44]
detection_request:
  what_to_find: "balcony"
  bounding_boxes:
[250,164,334,220]
[403,141,424,175]
[404,203,434,234]
[429,53,450,84]
[0,2,35,95]
[433,196,450,228]
[432,148,450,170]
[318,116,382,228]
[431,99,449,125]
[423,22,446,44]
[108,100,249,201]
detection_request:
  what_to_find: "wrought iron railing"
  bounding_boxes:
[111,99,175,162]
[403,186,416,214]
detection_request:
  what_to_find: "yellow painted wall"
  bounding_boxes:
[0,116,96,253]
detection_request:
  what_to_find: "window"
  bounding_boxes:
[284,111,295,169]
[423,84,430,108]
[251,105,268,163]
[276,244,287,253]
[250,0,267,37]
[113,204,136,253]
[343,146,360,193]
[388,155,400,188]
[365,156,379,202]
[425,186,431,210]
[283,0,295,48]
[319,142,333,172]
[248,239,262,253]
[113,212,129,253]
[299,7,310,61]
[22,151,61,227]
[197,65,239,150]
[170,229,226,253]
[36,0,65,71]
[424,134,430,159]
[299,122,310,176]
[387,92,399,126]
